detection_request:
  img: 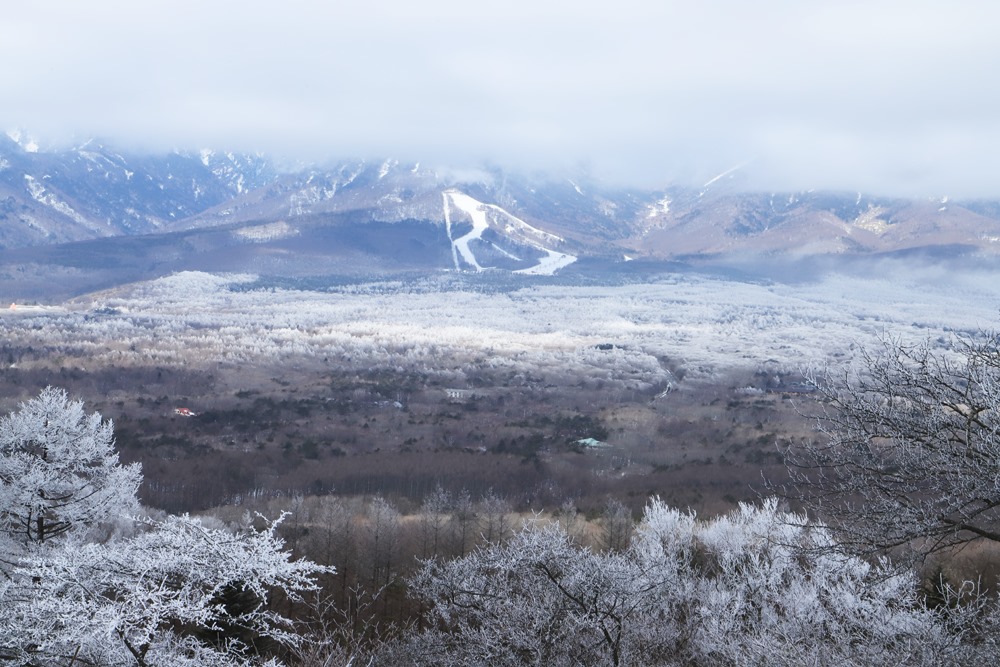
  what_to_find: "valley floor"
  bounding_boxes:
[0,267,995,514]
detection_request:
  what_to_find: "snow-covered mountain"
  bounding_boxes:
[2,138,1000,297]
[0,134,275,247]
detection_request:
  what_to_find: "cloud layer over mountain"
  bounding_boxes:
[3,1,999,196]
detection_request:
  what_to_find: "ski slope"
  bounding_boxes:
[442,190,576,275]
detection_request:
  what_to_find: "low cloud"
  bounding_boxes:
[3,1,999,196]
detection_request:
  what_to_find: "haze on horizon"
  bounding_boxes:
[2,1,999,198]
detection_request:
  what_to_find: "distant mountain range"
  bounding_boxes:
[1,133,999,298]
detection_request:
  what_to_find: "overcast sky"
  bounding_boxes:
[2,1,999,195]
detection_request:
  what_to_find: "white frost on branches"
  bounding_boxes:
[0,386,141,550]
[396,498,970,666]
[1,514,326,666]
[0,388,329,666]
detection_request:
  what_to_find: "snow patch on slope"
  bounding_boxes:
[6,129,38,153]
[646,196,671,218]
[23,175,102,232]
[853,205,890,235]
[379,159,398,179]
[513,248,577,275]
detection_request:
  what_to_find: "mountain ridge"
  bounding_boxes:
[1,137,999,296]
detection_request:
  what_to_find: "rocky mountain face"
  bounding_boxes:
[0,135,276,247]
[2,135,1000,288]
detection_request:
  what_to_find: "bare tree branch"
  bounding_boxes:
[782,331,1000,559]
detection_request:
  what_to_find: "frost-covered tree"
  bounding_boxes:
[786,333,1000,557]
[397,521,652,666]
[477,490,512,546]
[637,499,958,667]
[389,498,975,666]
[0,514,325,666]
[0,389,328,666]
[305,496,356,595]
[365,495,399,591]
[417,485,451,558]
[0,386,141,551]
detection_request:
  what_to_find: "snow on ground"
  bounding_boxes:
[442,190,576,275]
[513,248,577,275]
[6,129,38,153]
[1,303,65,316]
[647,196,671,218]
[378,159,397,179]
[23,175,103,232]
[443,191,493,271]
[494,205,565,245]
[233,221,297,242]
